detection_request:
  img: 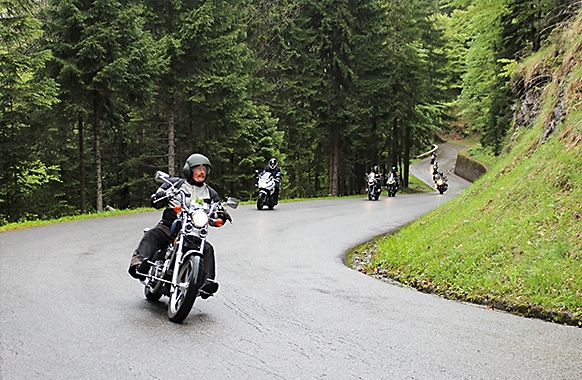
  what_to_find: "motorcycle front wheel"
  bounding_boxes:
[267,195,275,210]
[167,255,203,323]
[257,192,266,210]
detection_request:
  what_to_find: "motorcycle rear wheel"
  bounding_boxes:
[167,255,203,323]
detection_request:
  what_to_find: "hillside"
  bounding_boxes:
[354,9,582,325]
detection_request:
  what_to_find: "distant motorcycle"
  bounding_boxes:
[366,172,382,200]
[139,171,238,323]
[431,161,440,181]
[256,170,278,210]
[386,173,398,197]
[430,152,436,165]
[434,172,448,194]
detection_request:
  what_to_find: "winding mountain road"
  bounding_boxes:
[2,143,581,379]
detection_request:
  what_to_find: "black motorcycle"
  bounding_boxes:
[366,172,382,200]
[386,173,398,197]
[434,172,448,194]
[139,171,238,323]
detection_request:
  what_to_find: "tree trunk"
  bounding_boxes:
[78,116,86,213]
[328,127,340,196]
[167,92,175,176]
[203,122,209,156]
[188,97,194,154]
[403,123,411,188]
[93,112,103,212]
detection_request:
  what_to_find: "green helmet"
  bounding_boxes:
[183,153,212,178]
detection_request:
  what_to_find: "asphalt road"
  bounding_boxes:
[1,143,581,379]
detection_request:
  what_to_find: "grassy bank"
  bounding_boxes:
[352,116,581,327]
[351,12,582,326]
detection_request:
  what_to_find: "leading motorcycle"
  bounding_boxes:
[138,171,238,323]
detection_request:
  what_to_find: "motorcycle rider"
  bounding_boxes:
[388,166,400,185]
[372,165,382,185]
[430,152,436,165]
[128,153,225,298]
[432,161,439,180]
[262,158,282,204]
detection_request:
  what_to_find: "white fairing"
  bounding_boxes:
[258,172,276,194]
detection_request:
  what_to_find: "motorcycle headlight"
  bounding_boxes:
[436,179,443,185]
[192,210,209,228]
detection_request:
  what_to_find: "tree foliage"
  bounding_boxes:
[452,0,579,154]
[0,0,59,223]
[4,0,573,224]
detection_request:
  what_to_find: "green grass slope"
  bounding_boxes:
[355,11,582,326]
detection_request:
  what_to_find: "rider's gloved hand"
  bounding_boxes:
[210,210,231,225]
[150,190,169,209]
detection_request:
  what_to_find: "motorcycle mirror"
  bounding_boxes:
[225,197,239,209]
[155,171,169,183]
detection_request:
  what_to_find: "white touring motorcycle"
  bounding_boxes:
[255,170,278,210]
[138,171,238,323]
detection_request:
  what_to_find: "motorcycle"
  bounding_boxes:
[366,172,382,200]
[386,173,398,197]
[139,171,238,323]
[256,170,278,210]
[431,161,440,181]
[434,172,448,194]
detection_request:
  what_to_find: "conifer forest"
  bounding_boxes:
[1,0,578,224]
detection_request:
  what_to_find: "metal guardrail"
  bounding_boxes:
[415,144,438,159]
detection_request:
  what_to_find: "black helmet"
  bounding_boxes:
[392,166,397,172]
[183,153,212,178]
[269,158,277,169]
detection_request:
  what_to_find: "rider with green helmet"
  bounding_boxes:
[128,153,223,298]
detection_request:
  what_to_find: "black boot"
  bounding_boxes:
[128,260,150,281]
[200,279,219,299]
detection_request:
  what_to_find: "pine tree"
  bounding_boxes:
[44,0,160,211]
[0,0,59,223]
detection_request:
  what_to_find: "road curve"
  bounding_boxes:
[1,143,581,380]
[411,141,472,195]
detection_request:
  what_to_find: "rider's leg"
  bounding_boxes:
[200,242,219,298]
[128,224,170,280]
